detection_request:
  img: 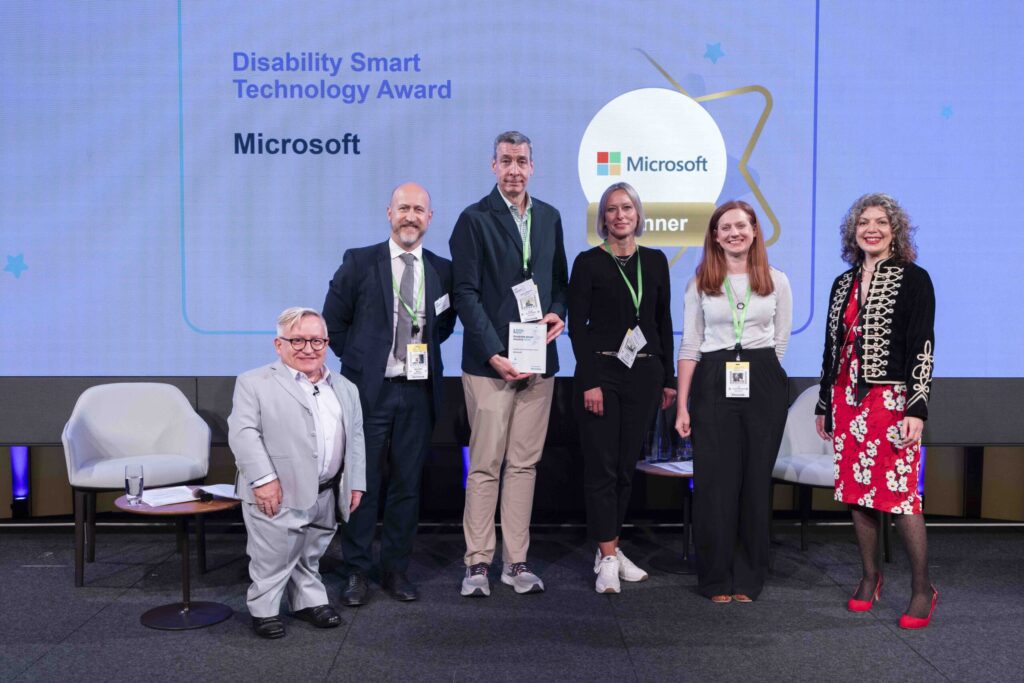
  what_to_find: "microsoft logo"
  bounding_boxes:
[596,151,621,176]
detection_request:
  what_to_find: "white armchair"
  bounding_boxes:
[62,383,210,586]
[773,386,835,550]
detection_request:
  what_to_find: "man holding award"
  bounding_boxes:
[448,131,569,596]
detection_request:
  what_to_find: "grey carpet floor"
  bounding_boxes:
[1,523,1022,682]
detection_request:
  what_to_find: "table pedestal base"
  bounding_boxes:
[141,601,233,630]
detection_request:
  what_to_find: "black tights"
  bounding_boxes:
[850,505,933,617]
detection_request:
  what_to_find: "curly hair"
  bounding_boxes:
[839,193,918,265]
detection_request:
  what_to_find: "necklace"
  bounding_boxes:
[612,251,635,267]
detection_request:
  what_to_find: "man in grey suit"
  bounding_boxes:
[228,307,366,639]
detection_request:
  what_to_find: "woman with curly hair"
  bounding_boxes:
[815,193,938,628]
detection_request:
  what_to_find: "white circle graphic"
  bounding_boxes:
[578,88,727,204]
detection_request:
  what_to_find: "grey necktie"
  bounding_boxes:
[394,252,416,362]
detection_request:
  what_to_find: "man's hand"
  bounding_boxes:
[349,490,363,513]
[541,312,564,344]
[489,354,531,382]
[583,387,604,416]
[660,387,677,410]
[814,415,833,442]
[253,479,283,517]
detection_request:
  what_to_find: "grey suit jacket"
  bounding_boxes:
[227,360,367,522]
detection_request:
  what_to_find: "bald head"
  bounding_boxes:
[387,182,433,251]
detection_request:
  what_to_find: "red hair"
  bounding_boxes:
[695,200,775,297]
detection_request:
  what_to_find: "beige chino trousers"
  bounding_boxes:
[462,372,554,566]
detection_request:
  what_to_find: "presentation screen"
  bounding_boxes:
[2,1,1020,378]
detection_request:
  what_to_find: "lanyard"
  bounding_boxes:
[391,258,425,323]
[520,209,532,275]
[603,241,643,321]
[723,276,751,354]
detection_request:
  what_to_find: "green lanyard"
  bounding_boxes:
[602,241,643,321]
[391,258,425,324]
[520,210,532,275]
[723,276,751,352]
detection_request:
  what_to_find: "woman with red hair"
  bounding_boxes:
[675,200,792,603]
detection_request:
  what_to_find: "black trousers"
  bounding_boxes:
[691,348,787,599]
[576,356,664,543]
[340,379,433,574]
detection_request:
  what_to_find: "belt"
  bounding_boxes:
[596,351,654,359]
[318,473,340,493]
[384,375,409,383]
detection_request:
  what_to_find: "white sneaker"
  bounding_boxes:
[500,562,545,594]
[595,555,621,594]
[616,548,649,582]
[461,562,490,597]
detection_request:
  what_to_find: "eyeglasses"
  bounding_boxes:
[279,337,328,351]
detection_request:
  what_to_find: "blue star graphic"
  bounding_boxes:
[4,254,28,279]
[704,42,725,64]
[941,105,953,119]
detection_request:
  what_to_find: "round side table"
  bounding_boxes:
[115,490,239,630]
[636,461,696,575]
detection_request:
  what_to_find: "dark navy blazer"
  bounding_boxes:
[323,240,455,419]
[448,185,569,378]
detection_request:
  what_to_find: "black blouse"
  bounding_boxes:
[568,245,675,391]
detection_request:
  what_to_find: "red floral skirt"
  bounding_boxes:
[831,338,922,515]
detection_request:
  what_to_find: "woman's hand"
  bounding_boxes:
[899,416,924,448]
[660,387,677,410]
[675,406,691,438]
[583,387,604,416]
[814,415,832,442]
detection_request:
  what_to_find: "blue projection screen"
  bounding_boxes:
[2,0,1021,378]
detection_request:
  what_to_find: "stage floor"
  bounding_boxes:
[1,522,1021,681]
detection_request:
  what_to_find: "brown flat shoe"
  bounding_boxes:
[732,594,753,603]
[710,594,732,604]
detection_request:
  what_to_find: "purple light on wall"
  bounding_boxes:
[462,447,471,489]
[917,445,927,496]
[11,446,29,500]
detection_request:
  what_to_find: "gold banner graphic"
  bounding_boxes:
[586,202,714,247]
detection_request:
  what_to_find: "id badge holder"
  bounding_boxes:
[616,326,647,368]
[725,361,750,398]
[512,279,543,322]
[405,344,429,380]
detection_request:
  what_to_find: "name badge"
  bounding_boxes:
[405,344,429,380]
[725,361,750,398]
[434,293,450,315]
[616,326,647,368]
[512,279,543,322]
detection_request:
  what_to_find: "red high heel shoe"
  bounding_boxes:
[847,574,883,612]
[898,586,938,629]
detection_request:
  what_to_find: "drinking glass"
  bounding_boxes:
[125,464,144,505]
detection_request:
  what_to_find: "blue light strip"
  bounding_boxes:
[918,445,927,497]
[11,446,29,500]
[462,447,470,489]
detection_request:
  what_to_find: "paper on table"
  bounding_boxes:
[649,460,694,475]
[508,322,546,374]
[196,483,240,500]
[140,486,198,506]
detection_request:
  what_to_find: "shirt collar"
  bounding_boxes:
[389,238,423,262]
[282,362,332,386]
[497,188,533,218]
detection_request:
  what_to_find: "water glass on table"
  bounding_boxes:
[125,464,144,505]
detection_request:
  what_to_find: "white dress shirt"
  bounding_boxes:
[385,238,426,378]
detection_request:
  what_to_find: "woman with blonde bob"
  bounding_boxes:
[675,200,791,603]
[569,182,676,594]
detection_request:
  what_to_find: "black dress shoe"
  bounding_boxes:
[293,604,342,628]
[252,616,286,639]
[382,571,419,601]
[341,571,368,607]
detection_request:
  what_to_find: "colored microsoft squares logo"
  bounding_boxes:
[597,151,621,176]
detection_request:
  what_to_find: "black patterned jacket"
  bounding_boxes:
[815,258,935,430]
